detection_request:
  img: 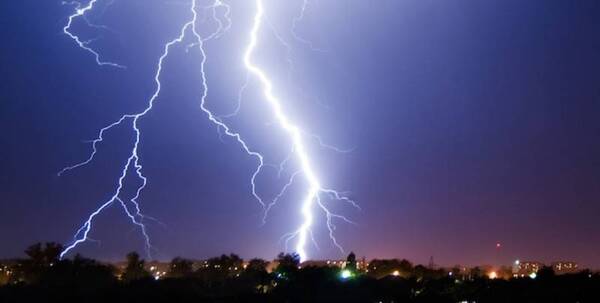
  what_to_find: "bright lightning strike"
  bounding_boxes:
[242,0,357,261]
[59,0,356,262]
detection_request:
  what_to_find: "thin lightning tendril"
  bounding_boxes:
[63,0,125,68]
[189,1,267,211]
[291,0,327,52]
[59,5,198,258]
[59,0,356,262]
[263,170,302,224]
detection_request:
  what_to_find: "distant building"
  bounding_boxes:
[552,261,578,274]
[0,263,11,285]
[298,258,368,271]
[146,261,170,280]
[512,260,580,277]
[513,261,543,277]
[0,260,22,285]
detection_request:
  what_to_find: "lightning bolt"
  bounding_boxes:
[59,0,356,262]
[242,0,357,261]
[59,1,201,258]
[62,0,125,68]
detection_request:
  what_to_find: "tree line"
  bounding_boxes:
[1,242,600,302]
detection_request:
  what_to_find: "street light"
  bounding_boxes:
[340,269,353,280]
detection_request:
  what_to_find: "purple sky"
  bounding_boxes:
[1,0,599,268]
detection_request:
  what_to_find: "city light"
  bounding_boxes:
[340,269,353,280]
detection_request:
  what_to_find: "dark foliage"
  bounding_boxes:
[2,244,600,302]
[122,252,152,282]
[168,257,194,278]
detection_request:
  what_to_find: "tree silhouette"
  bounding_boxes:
[538,265,555,280]
[38,254,116,288]
[121,252,150,282]
[275,252,300,278]
[207,254,243,275]
[368,258,413,278]
[20,242,63,283]
[6,242,600,302]
[197,253,245,287]
[346,251,357,271]
[24,242,62,267]
[167,257,193,278]
[238,258,271,294]
[246,258,268,273]
[469,266,484,279]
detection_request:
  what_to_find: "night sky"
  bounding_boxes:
[1,0,600,268]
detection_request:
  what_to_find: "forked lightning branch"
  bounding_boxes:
[59,0,357,261]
